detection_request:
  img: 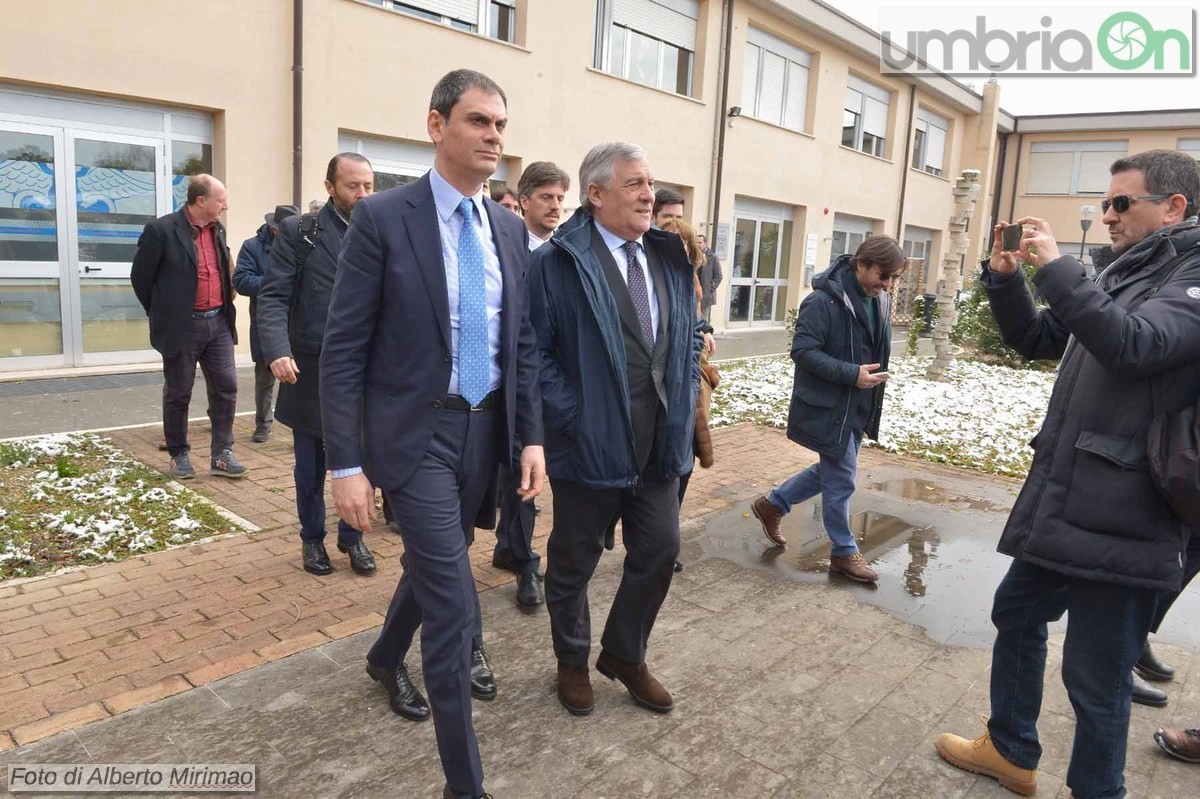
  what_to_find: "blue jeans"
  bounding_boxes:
[987,559,1158,799]
[767,431,862,557]
[292,429,360,544]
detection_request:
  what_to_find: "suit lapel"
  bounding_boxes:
[645,240,672,354]
[172,209,197,267]
[592,224,652,357]
[485,196,519,373]
[402,174,452,353]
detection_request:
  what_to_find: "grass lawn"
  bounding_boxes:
[0,433,239,581]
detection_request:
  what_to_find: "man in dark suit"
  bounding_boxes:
[130,174,247,481]
[320,69,544,799]
[527,142,702,718]
[257,153,377,577]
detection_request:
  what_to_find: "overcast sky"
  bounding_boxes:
[830,0,1198,116]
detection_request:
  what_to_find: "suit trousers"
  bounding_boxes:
[493,460,540,575]
[546,476,680,668]
[291,430,360,544]
[253,360,276,428]
[367,407,495,796]
[162,315,237,458]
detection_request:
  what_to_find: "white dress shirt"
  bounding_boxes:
[429,166,504,396]
[594,219,659,342]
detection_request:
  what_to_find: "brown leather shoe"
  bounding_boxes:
[751,496,786,547]
[595,651,673,713]
[557,663,593,716]
[1154,725,1200,763]
[830,552,879,583]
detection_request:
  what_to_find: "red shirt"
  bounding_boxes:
[185,206,224,311]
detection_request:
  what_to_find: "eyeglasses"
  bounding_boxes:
[1101,194,1171,214]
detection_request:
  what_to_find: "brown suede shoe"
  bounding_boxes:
[556,663,593,716]
[595,651,673,713]
[751,496,786,547]
[830,552,879,583]
[936,721,1037,796]
[1154,725,1200,763]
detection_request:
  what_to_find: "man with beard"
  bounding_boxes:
[257,153,377,576]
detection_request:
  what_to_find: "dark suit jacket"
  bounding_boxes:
[130,207,236,358]
[319,173,544,493]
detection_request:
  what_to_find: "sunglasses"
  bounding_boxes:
[1101,194,1170,214]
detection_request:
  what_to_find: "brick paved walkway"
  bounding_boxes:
[0,419,822,751]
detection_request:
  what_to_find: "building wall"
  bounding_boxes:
[0,0,1003,373]
[997,125,1200,267]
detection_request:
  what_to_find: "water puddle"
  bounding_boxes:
[687,494,1199,650]
[869,478,1001,512]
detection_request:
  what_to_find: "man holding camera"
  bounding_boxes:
[936,149,1200,799]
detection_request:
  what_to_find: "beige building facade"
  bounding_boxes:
[1,0,1028,374]
[995,109,1200,273]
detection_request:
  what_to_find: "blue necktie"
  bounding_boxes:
[622,240,655,346]
[457,198,489,406]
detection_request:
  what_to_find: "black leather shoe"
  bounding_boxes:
[366,661,430,721]
[470,645,497,700]
[1136,642,1175,682]
[492,551,544,579]
[1132,670,1168,708]
[442,787,493,799]
[516,571,544,607]
[337,539,377,575]
[302,541,334,575]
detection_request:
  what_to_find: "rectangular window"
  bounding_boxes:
[595,0,698,96]
[913,108,948,176]
[1025,140,1127,195]
[843,76,890,158]
[742,28,812,132]
[1180,138,1200,162]
[366,1,515,42]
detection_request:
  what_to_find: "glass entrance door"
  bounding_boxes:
[0,123,69,367]
[727,214,792,327]
[64,132,161,365]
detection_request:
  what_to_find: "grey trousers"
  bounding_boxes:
[253,360,276,428]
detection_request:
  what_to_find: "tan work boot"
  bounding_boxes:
[751,495,786,547]
[935,720,1037,796]
[830,552,879,583]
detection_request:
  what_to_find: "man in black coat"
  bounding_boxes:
[257,154,376,577]
[937,149,1200,799]
[233,204,298,443]
[130,174,246,481]
[750,236,906,583]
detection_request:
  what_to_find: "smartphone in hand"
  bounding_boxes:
[1001,224,1023,252]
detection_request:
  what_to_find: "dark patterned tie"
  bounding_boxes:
[622,240,655,346]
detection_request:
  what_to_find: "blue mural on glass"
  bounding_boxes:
[0,157,57,262]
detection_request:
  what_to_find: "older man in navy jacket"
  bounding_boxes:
[528,142,702,719]
[319,70,544,799]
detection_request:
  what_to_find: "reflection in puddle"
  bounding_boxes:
[792,507,940,597]
[869,478,1000,512]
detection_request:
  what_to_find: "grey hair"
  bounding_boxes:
[578,142,647,213]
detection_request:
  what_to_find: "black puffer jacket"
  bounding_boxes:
[786,255,891,458]
[985,221,1200,591]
